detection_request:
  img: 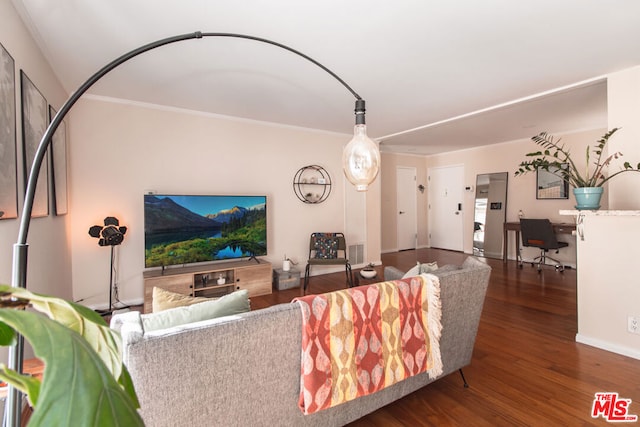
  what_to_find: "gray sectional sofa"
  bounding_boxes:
[111,256,491,427]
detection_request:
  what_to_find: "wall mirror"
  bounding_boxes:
[473,172,508,259]
[536,164,569,199]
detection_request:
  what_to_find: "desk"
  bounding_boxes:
[503,221,576,262]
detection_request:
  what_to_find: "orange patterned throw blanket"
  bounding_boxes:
[293,274,443,415]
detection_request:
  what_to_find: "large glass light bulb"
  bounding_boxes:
[342,123,380,191]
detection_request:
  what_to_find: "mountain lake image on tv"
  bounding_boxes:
[144,194,267,268]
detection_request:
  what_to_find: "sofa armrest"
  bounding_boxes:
[384,266,405,281]
[110,311,144,347]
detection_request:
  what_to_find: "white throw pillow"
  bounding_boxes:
[402,261,438,278]
[142,290,250,332]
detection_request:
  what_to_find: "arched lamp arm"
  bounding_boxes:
[8,30,366,427]
[17,31,362,245]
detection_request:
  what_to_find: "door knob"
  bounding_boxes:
[399,211,405,214]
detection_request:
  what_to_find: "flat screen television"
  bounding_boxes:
[144,194,267,268]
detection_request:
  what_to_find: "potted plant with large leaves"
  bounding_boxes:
[515,128,640,209]
[0,285,143,426]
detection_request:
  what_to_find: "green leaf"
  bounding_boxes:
[0,309,144,427]
[0,285,124,383]
[0,321,16,346]
[0,285,140,407]
[0,364,41,405]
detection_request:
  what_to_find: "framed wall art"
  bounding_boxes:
[20,70,48,217]
[0,42,18,219]
[536,163,569,200]
[49,106,67,215]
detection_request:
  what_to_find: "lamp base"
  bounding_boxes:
[96,308,114,317]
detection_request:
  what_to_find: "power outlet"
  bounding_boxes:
[628,316,640,335]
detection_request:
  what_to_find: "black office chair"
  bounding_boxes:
[303,232,353,294]
[519,219,569,272]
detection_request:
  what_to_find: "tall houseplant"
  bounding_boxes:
[515,128,640,209]
[0,285,143,426]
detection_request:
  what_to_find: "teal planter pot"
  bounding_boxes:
[573,187,604,210]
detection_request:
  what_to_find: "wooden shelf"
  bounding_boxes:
[143,260,272,313]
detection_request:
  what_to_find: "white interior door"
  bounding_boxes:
[396,167,417,251]
[428,165,464,251]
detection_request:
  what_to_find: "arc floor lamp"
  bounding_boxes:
[5,31,380,426]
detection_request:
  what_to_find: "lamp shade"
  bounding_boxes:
[88,216,127,246]
[342,124,380,191]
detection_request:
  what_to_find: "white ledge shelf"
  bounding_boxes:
[560,210,640,216]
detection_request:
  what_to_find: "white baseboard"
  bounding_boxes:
[575,333,640,360]
[381,245,430,254]
[85,297,144,312]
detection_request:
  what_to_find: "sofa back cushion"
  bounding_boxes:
[402,261,438,278]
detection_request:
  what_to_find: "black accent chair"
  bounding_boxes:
[519,218,569,272]
[303,232,353,294]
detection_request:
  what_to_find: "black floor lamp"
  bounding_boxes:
[88,216,127,315]
[6,31,381,426]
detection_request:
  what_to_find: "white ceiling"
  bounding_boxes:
[11,1,640,155]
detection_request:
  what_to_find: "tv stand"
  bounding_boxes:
[247,255,261,264]
[143,260,272,313]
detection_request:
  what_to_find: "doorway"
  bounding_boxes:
[396,167,417,251]
[428,165,464,251]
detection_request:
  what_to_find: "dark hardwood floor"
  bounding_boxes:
[251,248,640,426]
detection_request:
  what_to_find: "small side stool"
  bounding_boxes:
[273,268,301,290]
